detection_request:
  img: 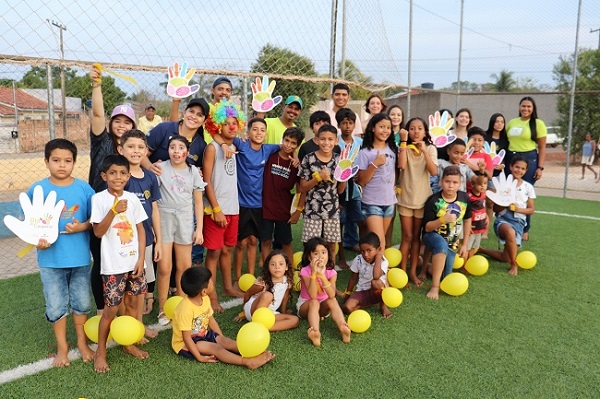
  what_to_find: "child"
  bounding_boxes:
[261,127,305,263]
[118,130,162,337]
[356,113,397,251]
[465,127,493,179]
[298,125,347,255]
[239,250,300,331]
[90,155,148,373]
[397,117,438,286]
[342,232,391,318]
[422,166,472,300]
[387,105,405,248]
[297,237,351,347]
[156,135,205,326]
[431,139,476,193]
[203,100,246,312]
[31,139,95,368]
[466,174,488,260]
[336,108,365,267]
[172,267,275,369]
[478,156,536,275]
[298,110,333,161]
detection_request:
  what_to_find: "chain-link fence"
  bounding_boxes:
[1,0,599,279]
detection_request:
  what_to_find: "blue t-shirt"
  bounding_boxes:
[147,121,207,167]
[233,138,280,208]
[28,178,95,268]
[125,169,161,246]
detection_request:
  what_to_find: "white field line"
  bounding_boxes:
[536,210,600,221]
[0,297,243,385]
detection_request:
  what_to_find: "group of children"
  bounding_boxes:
[30,81,536,371]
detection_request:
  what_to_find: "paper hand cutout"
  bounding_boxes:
[429,111,456,148]
[486,173,517,207]
[251,75,282,112]
[167,62,200,99]
[465,141,505,168]
[3,185,65,246]
[334,145,360,182]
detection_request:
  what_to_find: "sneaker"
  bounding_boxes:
[157,311,170,326]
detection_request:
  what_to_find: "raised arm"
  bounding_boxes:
[90,65,106,136]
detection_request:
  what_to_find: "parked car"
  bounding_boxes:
[545,127,562,148]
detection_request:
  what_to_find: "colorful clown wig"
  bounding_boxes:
[205,99,246,137]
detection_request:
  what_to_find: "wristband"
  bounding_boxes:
[370,162,379,169]
[400,142,407,149]
[212,206,222,213]
[111,207,118,215]
[310,274,317,279]
[438,216,446,224]
[344,290,352,296]
[296,206,304,212]
[312,171,323,182]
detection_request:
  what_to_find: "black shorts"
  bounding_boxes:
[238,206,263,241]
[177,330,220,360]
[259,219,293,245]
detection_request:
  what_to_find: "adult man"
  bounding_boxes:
[265,95,303,144]
[326,83,361,136]
[138,104,163,134]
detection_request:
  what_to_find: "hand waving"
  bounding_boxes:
[429,110,456,148]
[167,62,200,99]
[251,75,282,112]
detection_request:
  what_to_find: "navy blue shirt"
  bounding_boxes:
[125,169,161,247]
[147,121,207,168]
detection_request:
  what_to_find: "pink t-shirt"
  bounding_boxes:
[299,265,337,301]
[469,152,493,173]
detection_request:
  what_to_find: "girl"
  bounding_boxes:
[387,105,404,247]
[297,237,351,347]
[89,65,137,313]
[397,117,438,286]
[241,250,300,331]
[485,113,509,237]
[478,156,535,276]
[356,113,398,250]
[156,135,206,325]
[361,94,387,131]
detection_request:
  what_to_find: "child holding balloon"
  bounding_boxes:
[238,250,300,331]
[297,237,351,347]
[172,267,275,369]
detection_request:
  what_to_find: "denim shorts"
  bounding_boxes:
[422,232,456,279]
[361,203,395,218]
[39,266,92,323]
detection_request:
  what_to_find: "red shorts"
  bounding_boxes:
[203,214,239,250]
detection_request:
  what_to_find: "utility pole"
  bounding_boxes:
[591,28,600,50]
[49,20,67,138]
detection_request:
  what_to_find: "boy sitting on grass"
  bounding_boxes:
[172,267,275,369]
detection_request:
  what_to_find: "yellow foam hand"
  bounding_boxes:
[251,75,282,112]
[167,61,200,99]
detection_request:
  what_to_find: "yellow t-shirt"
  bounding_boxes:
[265,117,295,144]
[138,115,163,134]
[506,117,547,152]
[171,296,213,353]
[399,145,438,209]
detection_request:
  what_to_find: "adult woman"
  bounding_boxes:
[361,94,387,132]
[505,96,547,239]
[484,113,509,237]
[453,108,472,141]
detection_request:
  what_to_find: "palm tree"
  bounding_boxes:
[490,69,516,92]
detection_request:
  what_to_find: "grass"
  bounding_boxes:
[0,196,599,398]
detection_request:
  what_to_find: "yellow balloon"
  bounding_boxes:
[84,315,101,343]
[236,322,270,358]
[440,273,469,296]
[239,274,257,292]
[252,307,275,330]
[293,251,303,270]
[464,255,489,276]
[292,270,301,291]
[384,248,402,268]
[164,295,184,320]
[454,255,465,269]
[387,268,408,289]
[516,251,537,269]
[381,287,403,308]
[110,316,142,346]
[347,310,371,333]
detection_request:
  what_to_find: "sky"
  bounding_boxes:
[0,0,599,95]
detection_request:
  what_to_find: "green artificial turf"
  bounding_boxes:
[0,196,599,398]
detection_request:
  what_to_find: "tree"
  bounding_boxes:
[553,48,600,152]
[445,80,483,92]
[490,69,516,92]
[250,44,318,129]
[336,60,372,100]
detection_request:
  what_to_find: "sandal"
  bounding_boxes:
[143,293,154,315]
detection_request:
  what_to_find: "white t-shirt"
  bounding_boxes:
[350,254,389,291]
[90,190,148,275]
[514,181,536,221]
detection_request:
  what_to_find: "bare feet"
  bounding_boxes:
[409,274,423,287]
[94,351,110,373]
[522,232,529,241]
[508,265,518,276]
[137,336,149,345]
[52,350,70,368]
[426,285,440,300]
[339,322,351,343]
[223,287,244,298]
[417,272,428,282]
[78,344,95,363]
[233,311,246,322]
[308,327,321,347]
[144,326,158,339]
[242,351,275,369]
[211,300,224,313]
[380,304,393,319]
[123,345,149,359]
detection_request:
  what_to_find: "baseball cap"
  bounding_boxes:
[145,103,156,110]
[110,104,136,125]
[212,77,232,88]
[185,98,209,117]
[285,95,303,109]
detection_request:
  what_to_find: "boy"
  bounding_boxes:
[90,155,148,373]
[32,138,95,368]
[172,267,275,369]
[465,127,493,179]
[298,111,332,161]
[326,83,361,136]
[261,127,306,263]
[422,166,472,300]
[118,130,162,325]
[342,232,391,318]
[466,174,488,260]
[335,108,365,268]
[202,100,246,312]
[431,139,477,193]
[298,124,347,255]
